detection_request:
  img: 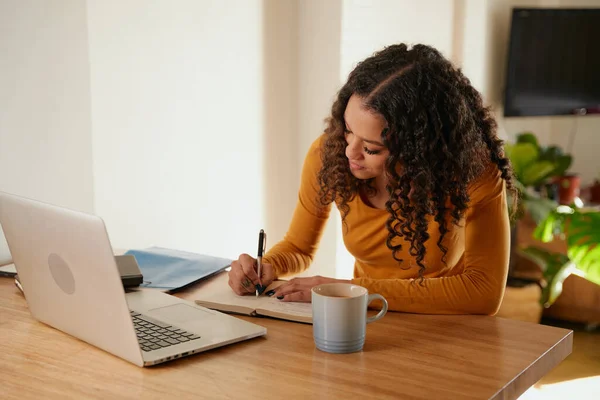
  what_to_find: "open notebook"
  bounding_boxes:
[194,272,312,324]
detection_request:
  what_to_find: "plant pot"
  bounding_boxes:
[590,180,600,204]
[554,174,581,205]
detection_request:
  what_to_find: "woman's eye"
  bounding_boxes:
[364,147,380,155]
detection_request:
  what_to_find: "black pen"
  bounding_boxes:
[256,229,266,296]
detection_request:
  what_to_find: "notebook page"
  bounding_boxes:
[197,289,272,310]
[194,271,272,311]
[195,272,311,321]
[259,298,312,317]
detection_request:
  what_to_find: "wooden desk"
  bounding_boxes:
[0,276,572,400]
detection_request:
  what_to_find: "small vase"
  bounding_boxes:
[554,174,581,205]
[590,180,600,204]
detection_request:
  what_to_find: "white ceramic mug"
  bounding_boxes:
[311,283,388,354]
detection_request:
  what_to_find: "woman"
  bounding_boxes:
[228,43,515,315]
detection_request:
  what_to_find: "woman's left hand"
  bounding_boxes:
[270,276,351,302]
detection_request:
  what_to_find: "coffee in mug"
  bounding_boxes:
[311,283,388,354]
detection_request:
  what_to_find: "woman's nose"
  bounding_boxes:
[345,136,363,160]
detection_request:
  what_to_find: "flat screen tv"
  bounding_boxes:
[503,8,600,117]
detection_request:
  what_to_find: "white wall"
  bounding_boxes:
[453,0,491,96]
[259,0,343,278]
[0,0,345,275]
[262,0,300,250]
[86,0,265,259]
[295,0,343,277]
[340,0,455,79]
[0,0,94,261]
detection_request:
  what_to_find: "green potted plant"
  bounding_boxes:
[519,206,600,307]
[504,132,573,281]
[505,132,572,223]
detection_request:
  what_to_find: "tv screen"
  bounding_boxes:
[503,8,600,117]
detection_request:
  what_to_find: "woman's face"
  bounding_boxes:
[344,94,389,180]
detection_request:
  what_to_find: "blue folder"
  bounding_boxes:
[124,247,232,292]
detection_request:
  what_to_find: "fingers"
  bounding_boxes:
[228,273,243,295]
[228,256,275,296]
[238,254,260,287]
[270,276,321,302]
[228,271,247,296]
[272,280,298,298]
[228,257,257,296]
[272,278,313,300]
[228,265,250,295]
[270,279,311,302]
[259,263,275,288]
[280,291,311,303]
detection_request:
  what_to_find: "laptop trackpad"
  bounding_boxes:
[148,303,212,324]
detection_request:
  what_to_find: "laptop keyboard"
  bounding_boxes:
[130,311,201,353]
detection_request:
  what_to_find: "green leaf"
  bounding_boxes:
[516,132,539,148]
[570,245,589,264]
[519,247,569,275]
[520,161,556,186]
[523,196,558,225]
[546,262,576,307]
[539,145,564,161]
[527,208,600,303]
[575,246,600,285]
[538,146,572,178]
[533,210,563,242]
[549,155,572,177]
[506,143,539,181]
[519,247,572,307]
[564,211,600,286]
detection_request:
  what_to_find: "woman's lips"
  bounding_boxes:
[349,161,364,170]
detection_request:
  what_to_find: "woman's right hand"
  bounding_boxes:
[228,253,275,296]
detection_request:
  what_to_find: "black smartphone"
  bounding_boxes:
[115,255,144,288]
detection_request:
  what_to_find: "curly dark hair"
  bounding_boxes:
[317,43,517,280]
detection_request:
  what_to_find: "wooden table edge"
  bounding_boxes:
[490,329,574,400]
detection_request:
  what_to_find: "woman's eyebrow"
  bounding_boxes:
[345,120,385,147]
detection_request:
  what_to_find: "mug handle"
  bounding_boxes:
[366,294,388,324]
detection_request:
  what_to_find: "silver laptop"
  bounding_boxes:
[0,191,266,367]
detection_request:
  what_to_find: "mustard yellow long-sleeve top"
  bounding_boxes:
[263,136,510,315]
